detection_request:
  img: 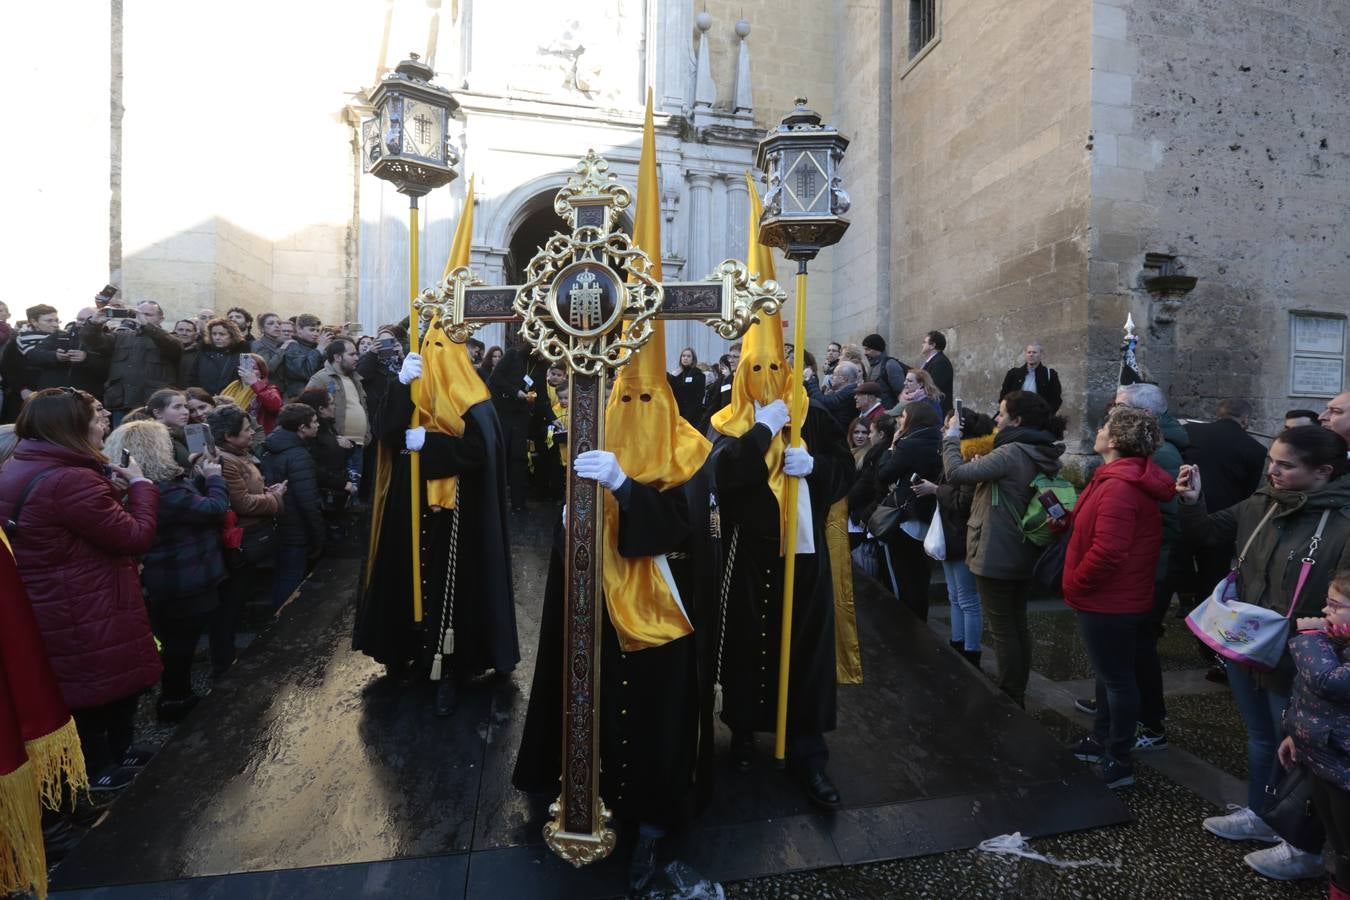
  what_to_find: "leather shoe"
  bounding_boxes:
[434,678,457,718]
[731,732,754,772]
[155,694,200,724]
[629,834,659,892]
[803,767,841,810]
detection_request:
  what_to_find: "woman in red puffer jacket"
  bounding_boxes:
[1064,406,1177,790]
[0,389,160,789]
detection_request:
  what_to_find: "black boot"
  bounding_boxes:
[949,639,963,653]
[961,649,982,668]
[802,766,841,810]
[731,732,754,772]
[434,678,457,717]
[629,833,659,892]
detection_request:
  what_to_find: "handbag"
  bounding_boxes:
[1260,764,1322,852]
[1032,530,1070,593]
[851,539,882,579]
[922,506,946,560]
[867,483,921,540]
[1185,505,1330,673]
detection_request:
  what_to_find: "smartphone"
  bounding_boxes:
[1039,489,1068,521]
[953,397,963,415]
[240,354,257,374]
[184,423,215,458]
[909,472,924,485]
[120,448,131,468]
[375,336,400,361]
[55,334,73,352]
[108,308,137,320]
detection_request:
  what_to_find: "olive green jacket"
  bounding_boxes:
[1180,474,1350,620]
[942,428,1065,580]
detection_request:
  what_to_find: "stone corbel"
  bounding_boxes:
[1141,252,1197,326]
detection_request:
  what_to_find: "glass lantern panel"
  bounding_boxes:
[382,95,404,156]
[783,150,830,214]
[361,117,380,171]
[403,100,446,163]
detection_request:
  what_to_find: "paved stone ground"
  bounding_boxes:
[49,551,1328,898]
[725,598,1324,898]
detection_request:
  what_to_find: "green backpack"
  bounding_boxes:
[992,473,1078,548]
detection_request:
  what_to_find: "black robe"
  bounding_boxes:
[711,402,854,739]
[512,480,716,830]
[353,381,519,679]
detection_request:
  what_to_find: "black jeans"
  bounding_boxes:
[71,693,139,774]
[152,607,213,701]
[886,531,932,622]
[1312,774,1350,890]
[1135,579,1175,731]
[1076,609,1156,764]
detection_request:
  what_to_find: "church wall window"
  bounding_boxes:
[908,0,939,62]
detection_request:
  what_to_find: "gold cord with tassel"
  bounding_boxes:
[430,486,461,682]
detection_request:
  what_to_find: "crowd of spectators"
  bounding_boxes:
[4,291,1350,890]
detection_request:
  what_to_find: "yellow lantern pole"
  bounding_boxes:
[408,196,424,623]
[774,262,810,762]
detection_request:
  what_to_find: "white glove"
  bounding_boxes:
[784,446,814,477]
[405,426,426,451]
[574,450,627,492]
[754,399,790,435]
[398,352,423,385]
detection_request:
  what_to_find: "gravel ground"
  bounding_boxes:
[1030,610,1210,682]
[1159,691,1252,782]
[726,733,1319,900]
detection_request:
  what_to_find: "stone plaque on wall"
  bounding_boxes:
[1292,356,1345,397]
[1294,314,1346,355]
[1289,313,1346,398]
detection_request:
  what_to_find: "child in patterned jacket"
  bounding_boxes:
[1280,568,1350,900]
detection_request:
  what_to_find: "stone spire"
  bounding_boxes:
[733,18,753,117]
[693,10,716,111]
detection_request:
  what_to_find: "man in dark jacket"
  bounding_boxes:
[81,302,182,423]
[279,314,328,400]
[1,305,64,421]
[28,314,110,398]
[999,342,1062,413]
[262,403,325,606]
[486,340,537,511]
[1181,397,1268,605]
[920,331,955,415]
[860,333,908,409]
[808,359,860,431]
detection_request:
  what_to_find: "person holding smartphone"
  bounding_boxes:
[1063,407,1175,789]
[103,419,229,724]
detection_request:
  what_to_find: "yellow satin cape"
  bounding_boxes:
[600,90,712,652]
[412,318,490,510]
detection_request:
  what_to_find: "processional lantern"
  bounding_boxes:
[755,98,852,764]
[363,53,460,197]
[755,97,850,261]
[362,52,461,624]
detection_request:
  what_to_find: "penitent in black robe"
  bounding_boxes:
[711,401,855,742]
[512,480,716,830]
[353,380,519,679]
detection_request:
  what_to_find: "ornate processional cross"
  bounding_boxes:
[416,151,784,867]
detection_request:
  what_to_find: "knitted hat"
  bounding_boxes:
[862,333,886,353]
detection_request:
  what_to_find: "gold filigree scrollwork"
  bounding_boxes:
[543,796,617,868]
[702,259,788,340]
[413,266,483,344]
[514,228,662,377]
[553,150,632,234]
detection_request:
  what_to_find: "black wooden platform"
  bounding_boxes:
[51,510,1128,898]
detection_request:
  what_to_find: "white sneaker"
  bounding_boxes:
[1201,806,1279,843]
[1244,841,1326,881]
